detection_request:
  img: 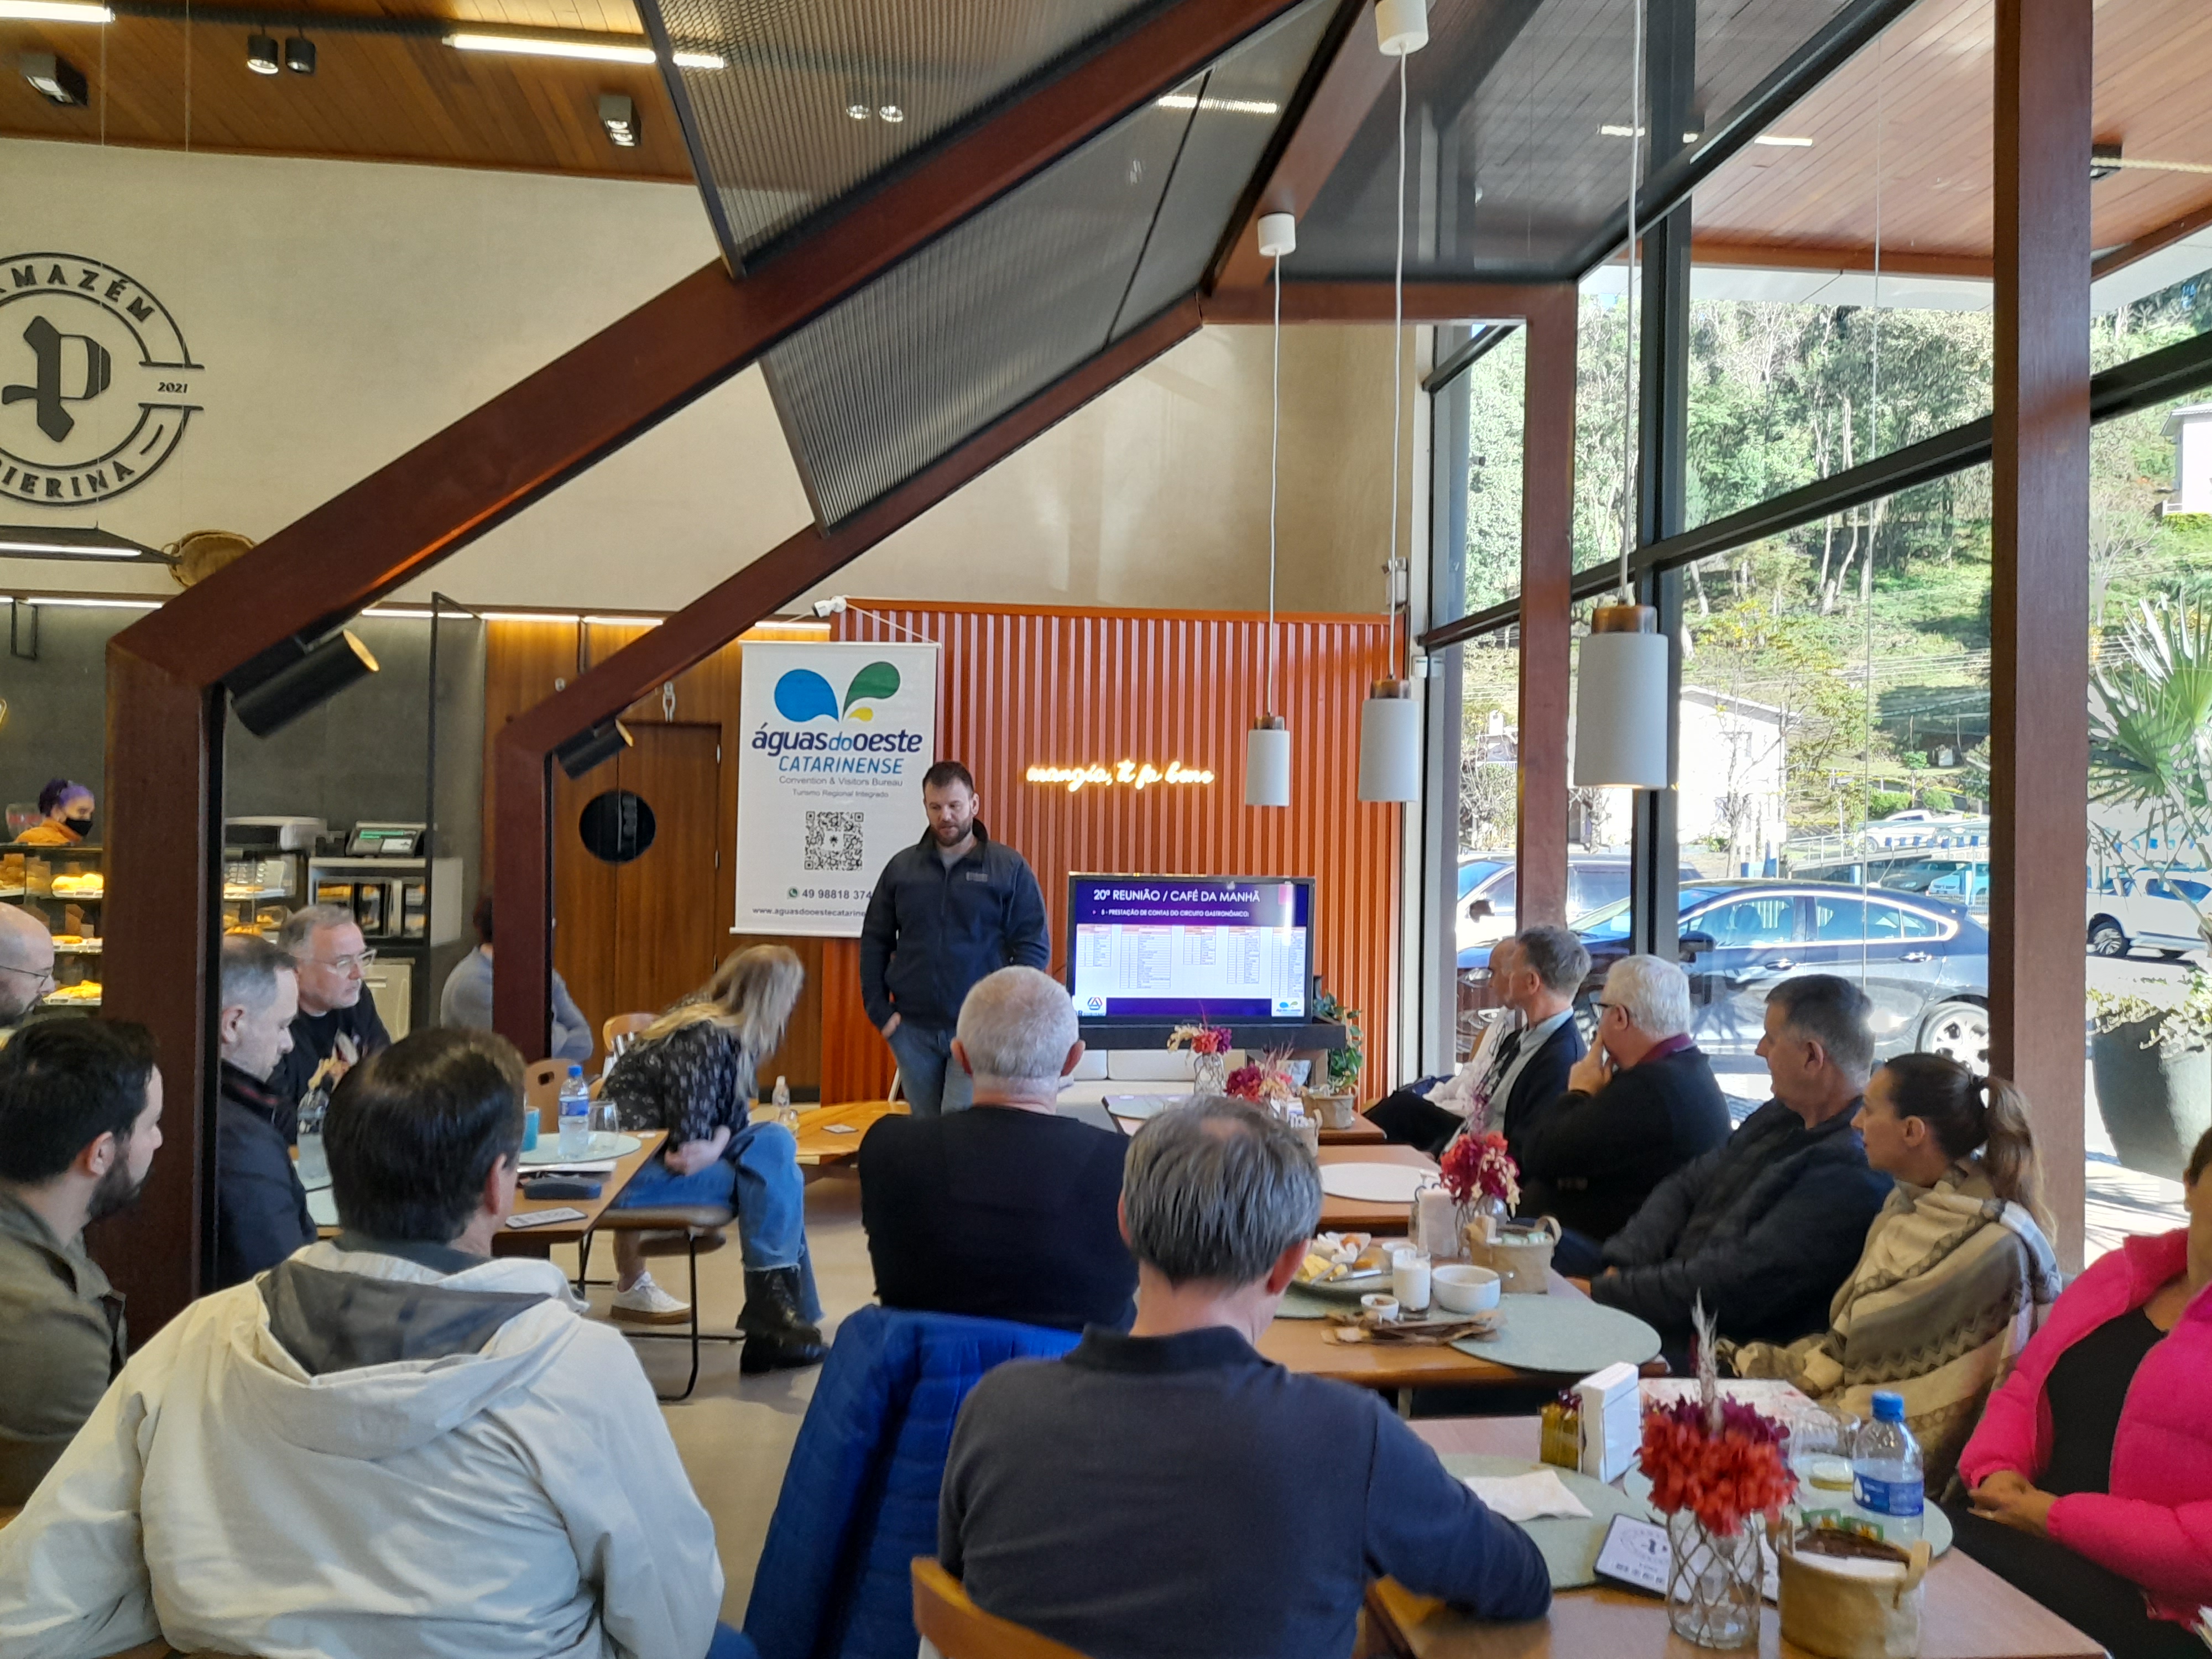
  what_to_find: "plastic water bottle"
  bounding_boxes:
[1853,1390,1924,1542]
[772,1075,799,1135]
[557,1064,591,1157]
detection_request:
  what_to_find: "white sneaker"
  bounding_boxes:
[611,1272,690,1324]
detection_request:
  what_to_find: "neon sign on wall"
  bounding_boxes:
[1025,760,1215,793]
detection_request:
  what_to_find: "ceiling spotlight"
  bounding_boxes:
[18,49,87,105]
[2091,142,2123,182]
[598,91,638,148]
[877,103,904,123]
[283,35,314,73]
[846,101,870,119]
[230,630,380,738]
[554,718,633,780]
[246,33,279,74]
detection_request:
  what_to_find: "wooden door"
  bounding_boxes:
[554,723,721,1057]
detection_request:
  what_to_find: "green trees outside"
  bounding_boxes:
[1457,267,2212,844]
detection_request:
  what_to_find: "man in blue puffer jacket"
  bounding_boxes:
[859,761,1048,1118]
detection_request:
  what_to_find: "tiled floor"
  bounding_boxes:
[559,1172,872,1625]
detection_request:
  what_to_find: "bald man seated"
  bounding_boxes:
[0,907,57,1044]
[858,967,1135,1333]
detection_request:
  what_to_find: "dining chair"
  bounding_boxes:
[602,1011,656,1062]
[910,1559,1091,1659]
[581,1199,740,1403]
[523,1057,565,1122]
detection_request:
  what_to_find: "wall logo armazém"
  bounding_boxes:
[0,253,200,505]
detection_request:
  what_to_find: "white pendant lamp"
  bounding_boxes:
[1357,5,1426,804]
[1246,210,1298,808]
[1569,0,1675,791]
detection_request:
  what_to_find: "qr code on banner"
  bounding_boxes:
[804,811,864,872]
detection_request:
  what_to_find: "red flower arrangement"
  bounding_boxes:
[1167,1022,1231,1057]
[1439,1131,1520,1211]
[1639,1396,1797,1537]
[1225,1053,1296,1103]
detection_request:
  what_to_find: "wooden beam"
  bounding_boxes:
[91,0,1306,1338]
[1685,242,1994,281]
[1210,0,1394,293]
[1201,281,1575,325]
[1515,290,1575,929]
[489,299,1207,1058]
[1990,0,2091,1272]
[2091,196,2212,283]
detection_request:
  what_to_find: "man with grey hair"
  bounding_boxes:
[858,966,1134,1331]
[1588,973,1891,1352]
[269,902,389,1138]
[1369,922,1588,1159]
[940,1097,1549,1657]
[0,905,58,1042]
[1516,954,1729,1270]
[212,934,315,1287]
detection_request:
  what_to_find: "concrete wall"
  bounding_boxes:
[0,138,1407,619]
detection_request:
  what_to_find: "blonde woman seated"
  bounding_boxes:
[1721,1053,2060,1484]
[601,945,825,1373]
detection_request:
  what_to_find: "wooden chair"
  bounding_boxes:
[524,1057,566,1123]
[601,1011,655,1063]
[911,1559,1092,1659]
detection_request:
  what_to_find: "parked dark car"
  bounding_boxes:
[1461,879,1989,1070]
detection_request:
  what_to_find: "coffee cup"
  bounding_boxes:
[1360,1292,1401,1322]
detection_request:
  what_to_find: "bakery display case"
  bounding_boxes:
[1,840,106,1010]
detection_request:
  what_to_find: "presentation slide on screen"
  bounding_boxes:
[1069,878,1310,1020]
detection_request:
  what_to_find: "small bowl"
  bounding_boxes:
[1360,1292,1401,1322]
[1432,1264,1502,1314]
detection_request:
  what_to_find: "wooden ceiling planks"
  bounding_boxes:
[0,3,692,180]
[1692,0,2212,269]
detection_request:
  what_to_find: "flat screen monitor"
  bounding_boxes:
[1067,874,1312,1023]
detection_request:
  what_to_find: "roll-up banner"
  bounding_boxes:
[733,641,938,936]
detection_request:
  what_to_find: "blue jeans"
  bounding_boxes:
[614,1118,821,1321]
[887,1021,973,1118]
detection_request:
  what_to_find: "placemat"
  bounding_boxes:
[521,1133,639,1166]
[1318,1162,1432,1203]
[1451,1293,1662,1374]
[1440,1455,1655,1590]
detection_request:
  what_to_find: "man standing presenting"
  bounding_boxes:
[271,903,391,1138]
[213,935,315,1289]
[860,762,1048,1117]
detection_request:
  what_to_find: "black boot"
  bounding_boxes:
[738,1266,827,1374]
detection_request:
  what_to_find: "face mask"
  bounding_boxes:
[64,814,93,838]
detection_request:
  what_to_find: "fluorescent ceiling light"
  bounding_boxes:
[1754,134,1815,148]
[445,32,723,69]
[479,610,585,623]
[0,524,168,561]
[1156,93,1280,116]
[25,596,163,609]
[583,614,662,627]
[0,1,112,20]
[359,606,440,619]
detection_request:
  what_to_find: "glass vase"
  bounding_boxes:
[1192,1051,1229,1097]
[1666,1512,1764,1650]
[1457,1192,1509,1245]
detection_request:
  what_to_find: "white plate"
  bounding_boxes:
[520,1133,639,1165]
[1318,1162,1433,1204]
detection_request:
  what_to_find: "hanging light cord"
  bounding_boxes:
[1616,0,1645,604]
[1267,244,1282,719]
[1388,48,1409,678]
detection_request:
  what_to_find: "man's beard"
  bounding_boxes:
[932,820,971,846]
[85,1154,148,1224]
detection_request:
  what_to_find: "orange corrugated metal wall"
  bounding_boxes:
[820,601,1402,1103]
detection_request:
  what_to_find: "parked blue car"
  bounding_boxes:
[1460,878,1989,1069]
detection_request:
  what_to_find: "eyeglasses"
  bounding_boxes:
[315,950,377,974]
[0,962,56,991]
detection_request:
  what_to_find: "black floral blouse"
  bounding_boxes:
[603,1019,758,1147]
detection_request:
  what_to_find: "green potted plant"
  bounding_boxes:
[1306,991,1364,1128]
[2087,597,2212,1176]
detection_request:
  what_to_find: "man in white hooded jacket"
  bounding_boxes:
[0,1029,739,1659]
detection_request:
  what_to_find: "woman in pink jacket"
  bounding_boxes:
[1950,1126,2212,1657]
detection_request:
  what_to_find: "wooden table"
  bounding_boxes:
[1319,1143,1437,1234]
[1260,1271,1589,1413]
[1368,1417,2104,1659]
[500,1129,666,1256]
[1322,1112,1388,1145]
[785,1099,906,1166]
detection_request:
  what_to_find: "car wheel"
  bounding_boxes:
[1918,1001,1990,1071]
[2088,918,2128,957]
